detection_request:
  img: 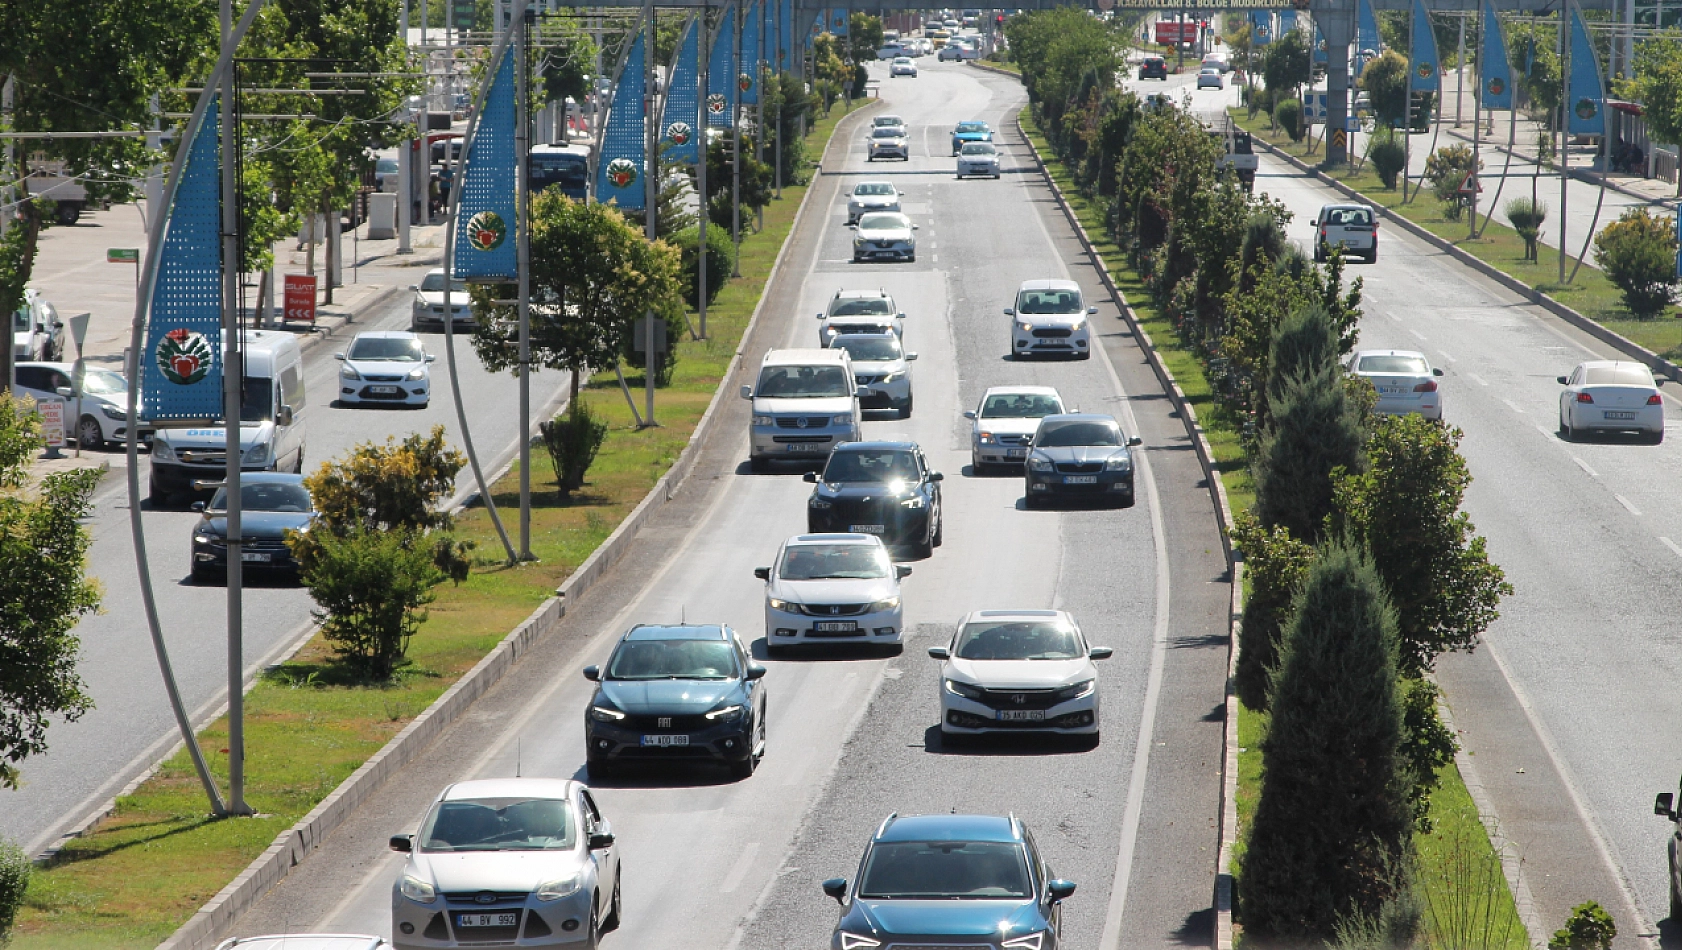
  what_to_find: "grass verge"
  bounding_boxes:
[1229,107,1682,360]
[12,102,857,950]
[1021,107,1526,946]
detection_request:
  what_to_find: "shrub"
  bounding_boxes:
[1369,130,1406,189]
[0,836,29,939]
[1593,207,1680,319]
[1548,901,1616,950]
[1265,301,1340,404]
[299,526,443,681]
[1253,364,1366,542]
[1425,144,1479,220]
[671,224,735,310]
[1238,211,1289,281]
[1231,513,1315,711]
[1506,197,1548,260]
[538,398,609,497]
[1274,97,1304,141]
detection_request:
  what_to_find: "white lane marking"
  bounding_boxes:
[1501,398,1527,415]
[1469,373,1490,387]
[1409,328,1427,341]
[720,842,761,893]
[1535,424,1557,440]
[1660,537,1682,559]
[932,254,938,263]
[1616,494,1641,516]
[1572,456,1599,479]
[1439,350,1457,363]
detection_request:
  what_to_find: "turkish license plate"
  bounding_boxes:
[1605,410,1636,420]
[997,709,1047,721]
[785,443,814,452]
[1378,386,1407,394]
[456,913,518,928]
[1006,448,1028,459]
[849,524,885,534]
[816,621,858,632]
[368,385,399,394]
[241,552,270,562]
[1063,475,1097,484]
[640,734,690,747]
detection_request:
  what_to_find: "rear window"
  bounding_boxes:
[1326,207,1373,226]
[1357,355,1430,375]
[831,297,894,316]
[1583,364,1656,386]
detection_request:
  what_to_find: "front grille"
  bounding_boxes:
[856,375,883,385]
[975,686,1062,710]
[772,435,832,444]
[995,434,1032,446]
[623,713,710,730]
[1055,462,1103,474]
[179,451,227,464]
[362,374,404,382]
[806,626,869,638]
[946,709,1095,730]
[618,744,715,758]
[1032,327,1072,338]
[873,241,899,249]
[796,602,871,616]
[443,891,528,905]
[887,945,994,950]
[776,416,833,429]
[357,386,409,400]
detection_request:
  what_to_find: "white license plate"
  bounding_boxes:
[1063,475,1097,484]
[1605,410,1636,420]
[368,385,399,394]
[640,734,690,747]
[785,443,816,452]
[849,524,885,534]
[816,621,858,632]
[997,709,1047,721]
[1378,386,1407,394]
[1006,448,1028,458]
[241,552,270,562]
[456,913,518,928]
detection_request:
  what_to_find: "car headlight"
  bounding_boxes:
[151,441,175,461]
[193,533,220,546]
[768,597,795,611]
[1017,321,1033,333]
[589,704,626,722]
[536,873,582,901]
[880,369,904,383]
[1105,454,1132,471]
[1002,933,1045,950]
[840,935,882,950]
[407,367,427,381]
[944,678,984,701]
[900,495,925,509]
[340,364,361,380]
[831,414,853,426]
[399,874,436,903]
[868,596,901,612]
[752,414,774,426]
[854,237,865,247]
[705,703,746,721]
[1069,320,1086,331]
[101,404,128,420]
[1056,679,1096,702]
[242,443,270,465]
[1028,456,1052,472]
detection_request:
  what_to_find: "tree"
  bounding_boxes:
[1548,901,1617,950]
[538,399,609,497]
[1253,364,1366,543]
[1273,97,1304,142]
[1369,128,1407,189]
[1424,144,1481,220]
[1262,29,1311,104]
[1230,513,1315,711]
[1629,31,1682,196]
[705,135,773,233]
[1359,50,1411,130]
[298,526,444,680]
[672,224,735,310]
[0,394,101,790]
[1240,542,1413,944]
[1266,301,1340,403]
[0,835,29,940]
[1593,207,1680,319]
[1508,19,1563,127]
[1331,414,1512,677]
[1506,197,1548,261]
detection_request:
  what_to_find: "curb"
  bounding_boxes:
[151,105,876,950]
[1012,109,1243,950]
[1248,132,1682,385]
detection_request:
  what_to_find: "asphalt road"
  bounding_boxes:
[227,56,1232,950]
[7,305,571,858]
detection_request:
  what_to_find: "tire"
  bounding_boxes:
[1313,245,1326,263]
[586,754,617,781]
[1116,491,1136,509]
[1651,428,1667,445]
[1023,491,1038,510]
[76,415,104,449]
[993,173,1001,179]
[931,509,944,547]
[729,746,756,780]
[897,397,913,419]
[907,253,916,262]
[1366,248,1378,263]
[1561,412,1576,441]
[148,477,170,508]
[294,446,305,474]
[55,204,81,226]
[1077,350,1092,360]
[911,535,934,560]
[191,564,219,585]
[749,455,769,473]
[602,874,623,933]
[765,641,790,659]
[940,729,969,749]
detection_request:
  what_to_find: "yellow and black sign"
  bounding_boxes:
[1331,128,1347,148]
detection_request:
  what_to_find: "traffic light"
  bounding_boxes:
[995,13,1004,24]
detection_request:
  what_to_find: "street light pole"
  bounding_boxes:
[643,0,659,426]
[517,1,534,559]
[732,0,742,277]
[698,2,710,339]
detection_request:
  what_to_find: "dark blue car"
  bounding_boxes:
[189,473,315,584]
[822,813,1076,950]
[583,623,768,780]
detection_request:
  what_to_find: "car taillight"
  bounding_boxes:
[1413,380,1437,393]
[1576,392,1594,403]
[1649,393,1663,405]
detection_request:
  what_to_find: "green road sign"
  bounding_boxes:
[106,247,139,263]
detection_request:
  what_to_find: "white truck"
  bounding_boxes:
[25,158,92,225]
[1210,121,1258,191]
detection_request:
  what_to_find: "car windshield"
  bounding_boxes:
[894,57,912,64]
[873,127,904,139]
[858,213,909,231]
[1037,421,1122,447]
[349,336,425,362]
[956,122,988,133]
[858,841,1032,899]
[207,482,313,513]
[418,797,576,852]
[241,377,274,423]
[756,364,851,398]
[961,143,995,156]
[80,369,127,395]
[420,272,470,294]
[855,183,895,197]
[955,620,1083,660]
[1016,289,1082,314]
[874,116,903,127]
[780,543,891,580]
[981,393,1061,418]
[831,297,894,316]
[606,638,738,680]
[834,336,903,361]
[1202,68,1218,74]
[376,158,398,173]
[823,449,920,483]
[1356,355,1429,375]
[1583,364,1656,386]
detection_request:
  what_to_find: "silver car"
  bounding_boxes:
[817,288,905,345]
[868,126,909,161]
[832,331,917,417]
[965,385,1066,471]
[956,142,1000,179]
[846,181,902,224]
[852,212,917,263]
[409,269,475,332]
[890,56,919,77]
[390,778,621,950]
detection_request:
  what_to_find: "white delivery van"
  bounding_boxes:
[741,348,860,472]
[148,330,307,504]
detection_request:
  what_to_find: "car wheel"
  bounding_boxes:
[1023,491,1038,510]
[148,477,170,508]
[932,510,944,547]
[1116,491,1136,509]
[77,415,104,449]
[765,641,790,659]
[749,455,769,473]
[912,535,934,560]
[993,173,1001,179]
[1560,412,1576,441]
[897,397,912,419]
[602,874,623,933]
[1366,248,1378,263]
[907,253,916,262]
[729,746,756,780]
[1313,245,1326,263]
[1077,350,1092,360]
[1081,731,1102,749]
[1650,427,1666,445]
[940,729,969,749]
[191,564,218,585]
[586,753,617,781]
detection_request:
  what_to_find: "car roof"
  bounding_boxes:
[832,330,899,341]
[215,936,387,950]
[1040,412,1119,425]
[876,813,1021,844]
[982,385,1061,398]
[852,181,897,191]
[351,330,420,341]
[788,533,887,547]
[964,609,1068,621]
[225,472,308,486]
[441,777,579,801]
[1320,202,1370,211]
[833,438,920,451]
[625,623,728,641]
[1351,349,1428,360]
[834,287,891,298]
[761,347,850,366]
[1577,359,1648,370]
[1015,278,1081,292]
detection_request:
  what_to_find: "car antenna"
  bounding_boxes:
[681,604,687,624]
[516,739,522,778]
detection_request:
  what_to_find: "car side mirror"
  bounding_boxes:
[277,406,294,427]
[745,664,768,680]
[963,410,976,419]
[1087,306,1099,314]
[1128,436,1143,447]
[1003,308,1015,316]
[55,386,72,398]
[1556,376,1569,385]
[847,223,858,229]
[740,384,754,399]
[588,832,616,850]
[334,353,346,360]
[816,312,825,319]
[912,225,921,230]
[927,645,949,659]
[803,471,818,483]
[389,834,414,853]
[1089,646,1114,660]
[754,567,770,580]
[895,565,912,578]
[822,878,848,904]
[1657,792,1675,818]
[929,472,943,481]
[1048,879,1077,902]
[1433,367,1444,377]
[898,312,907,319]
[190,501,206,512]
[409,284,420,292]
[907,353,919,361]
[426,354,437,362]
[582,665,601,681]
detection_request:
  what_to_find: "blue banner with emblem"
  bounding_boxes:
[1313,25,1327,63]
[1479,0,1513,109]
[740,0,760,106]
[662,18,701,165]
[1278,10,1296,36]
[706,5,736,128]
[1567,0,1605,136]
[1249,11,1272,45]
[453,50,518,280]
[141,96,223,424]
[830,7,848,35]
[1410,0,1440,92]
[778,0,793,70]
[597,28,647,209]
[1356,0,1381,75]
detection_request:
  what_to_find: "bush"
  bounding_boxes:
[1274,97,1304,141]
[299,526,443,680]
[1425,144,1479,220]
[672,224,736,310]
[0,836,29,939]
[1253,364,1367,543]
[538,399,609,497]
[1506,197,1548,260]
[1369,130,1406,189]
[1231,513,1315,711]
[1593,207,1680,319]
[1265,301,1339,403]
[1548,901,1616,950]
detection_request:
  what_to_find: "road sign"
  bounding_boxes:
[1457,172,1482,195]
[106,247,139,263]
[284,274,318,323]
[67,311,89,356]
[1331,127,1347,149]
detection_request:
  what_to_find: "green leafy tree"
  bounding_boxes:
[1242,542,1414,944]
[764,70,816,187]
[1399,677,1458,830]
[1593,207,1680,319]
[0,835,29,940]
[1629,31,1682,196]
[1230,513,1315,711]
[0,394,101,790]
[1425,144,1481,220]
[1273,97,1304,142]
[1548,902,1617,950]
[538,399,609,497]
[298,526,443,680]
[1253,364,1367,543]
[1369,128,1407,189]
[1220,256,1361,422]
[1266,301,1340,401]
[1506,198,1548,260]
[1007,7,1123,136]
[1508,19,1563,127]
[705,136,773,233]
[1263,29,1312,103]
[672,224,735,310]
[1359,50,1411,129]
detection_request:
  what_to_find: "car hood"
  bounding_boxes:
[198,510,315,539]
[597,678,740,714]
[156,424,272,450]
[1015,313,1083,328]
[974,418,1043,438]
[857,227,913,243]
[417,291,471,306]
[752,396,854,415]
[769,575,897,605]
[946,657,1092,688]
[845,898,1042,938]
[852,359,906,374]
[346,358,425,376]
[953,132,992,141]
[1034,445,1128,465]
[409,850,586,894]
[849,196,900,207]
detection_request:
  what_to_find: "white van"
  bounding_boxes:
[149,330,307,504]
[741,348,860,472]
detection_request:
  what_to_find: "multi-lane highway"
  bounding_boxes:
[224,55,1233,949]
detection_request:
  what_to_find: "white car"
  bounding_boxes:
[831,331,917,417]
[846,181,902,224]
[336,330,434,408]
[1005,279,1096,359]
[1313,202,1379,263]
[852,212,917,263]
[409,269,475,331]
[1346,349,1443,421]
[756,533,910,656]
[964,385,1067,471]
[1196,67,1224,89]
[818,288,905,344]
[1557,360,1665,442]
[956,142,1000,179]
[890,56,918,77]
[872,114,907,132]
[930,609,1111,744]
[867,126,910,161]
[13,361,153,448]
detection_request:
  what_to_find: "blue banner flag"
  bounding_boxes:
[1480,0,1513,109]
[597,28,648,209]
[1356,0,1381,75]
[1410,0,1440,92]
[779,0,793,70]
[706,5,736,128]
[1249,10,1272,45]
[1278,10,1296,35]
[141,96,223,424]
[740,0,760,106]
[830,7,848,35]
[1313,25,1327,64]
[1567,0,1605,136]
[454,50,518,280]
[663,18,701,164]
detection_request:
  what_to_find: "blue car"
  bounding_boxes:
[823,813,1076,950]
[951,120,993,155]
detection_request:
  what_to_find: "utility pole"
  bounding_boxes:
[1558,4,1568,283]
[732,0,743,277]
[698,2,710,339]
[1455,12,1465,127]
[643,0,659,427]
[517,2,535,558]
[755,0,765,232]
[2,75,12,394]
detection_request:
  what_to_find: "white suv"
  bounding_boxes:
[1313,203,1379,263]
[1005,279,1097,359]
[741,348,862,471]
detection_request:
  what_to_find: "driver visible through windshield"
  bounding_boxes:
[858,841,1032,899]
[419,796,576,852]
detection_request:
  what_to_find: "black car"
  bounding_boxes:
[1023,414,1142,509]
[822,813,1076,950]
[1138,56,1168,80]
[805,440,943,559]
[189,473,315,583]
[583,623,768,780]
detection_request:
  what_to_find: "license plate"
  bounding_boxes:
[368,385,399,394]
[640,734,690,747]
[998,709,1047,721]
[1378,386,1406,394]
[457,913,518,928]
[849,524,885,534]
[241,552,270,562]
[1006,448,1027,458]
[1063,475,1097,484]
[816,621,858,632]
[1605,410,1636,420]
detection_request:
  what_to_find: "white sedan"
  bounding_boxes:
[1558,360,1665,442]
[890,56,918,77]
[1346,349,1443,420]
[964,385,1066,470]
[956,142,1000,179]
[846,181,902,224]
[1196,67,1224,89]
[851,212,917,263]
[336,330,434,408]
[930,609,1111,745]
[756,534,911,656]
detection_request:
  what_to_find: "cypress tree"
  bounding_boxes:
[1230,514,1314,712]
[1241,542,1414,944]
[1266,302,1339,404]
[1253,364,1366,543]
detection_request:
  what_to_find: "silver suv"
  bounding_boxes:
[741,348,862,472]
[830,331,917,418]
